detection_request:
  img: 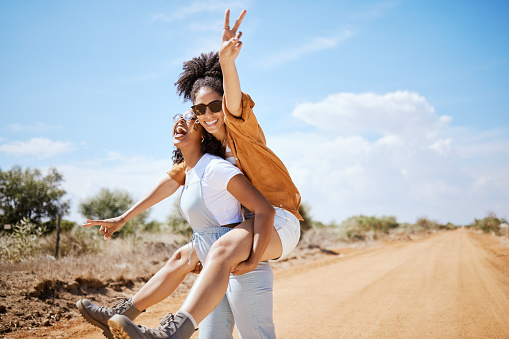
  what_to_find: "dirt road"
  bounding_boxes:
[10,229,509,338]
[273,229,509,338]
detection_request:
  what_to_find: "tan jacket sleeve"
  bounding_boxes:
[223,92,266,145]
[166,161,186,186]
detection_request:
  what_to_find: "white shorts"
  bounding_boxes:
[272,207,300,260]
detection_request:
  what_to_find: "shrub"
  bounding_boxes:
[471,212,507,235]
[166,200,192,237]
[167,214,192,237]
[338,215,399,241]
[415,217,439,231]
[79,188,150,238]
[298,203,313,234]
[0,218,46,261]
[37,225,103,257]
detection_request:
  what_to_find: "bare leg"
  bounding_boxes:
[180,219,282,323]
[131,245,199,311]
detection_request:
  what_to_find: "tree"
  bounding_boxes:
[79,188,149,237]
[0,166,70,229]
[298,203,313,234]
[166,199,192,236]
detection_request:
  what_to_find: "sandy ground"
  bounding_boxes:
[4,228,509,338]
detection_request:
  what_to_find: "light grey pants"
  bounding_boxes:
[193,227,276,339]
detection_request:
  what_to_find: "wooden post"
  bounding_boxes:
[54,215,61,259]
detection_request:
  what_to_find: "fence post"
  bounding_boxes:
[54,215,61,259]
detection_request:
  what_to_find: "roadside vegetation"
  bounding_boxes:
[1,165,507,264]
[0,165,507,335]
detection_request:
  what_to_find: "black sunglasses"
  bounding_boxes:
[191,100,222,116]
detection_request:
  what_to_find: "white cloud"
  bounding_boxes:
[258,30,354,68]
[152,0,250,23]
[9,122,61,133]
[265,91,509,225]
[292,91,449,137]
[0,138,75,158]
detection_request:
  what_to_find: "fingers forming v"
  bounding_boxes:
[231,9,246,32]
[224,9,246,33]
[224,9,230,29]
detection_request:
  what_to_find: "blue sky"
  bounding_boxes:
[1,0,508,225]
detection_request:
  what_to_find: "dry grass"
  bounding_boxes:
[0,230,194,334]
[1,232,189,282]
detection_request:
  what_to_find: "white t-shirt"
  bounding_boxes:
[225,144,236,165]
[183,153,243,226]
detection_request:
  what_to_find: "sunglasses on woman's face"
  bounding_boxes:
[191,100,222,116]
[173,110,197,124]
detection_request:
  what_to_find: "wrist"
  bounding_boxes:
[248,254,261,265]
[119,213,129,223]
[220,58,236,68]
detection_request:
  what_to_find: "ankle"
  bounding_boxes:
[130,297,145,312]
[122,298,142,320]
[177,310,198,330]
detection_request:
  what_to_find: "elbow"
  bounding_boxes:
[252,202,275,223]
[264,203,276,220]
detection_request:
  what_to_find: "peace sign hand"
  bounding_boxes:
[220,9,246,64]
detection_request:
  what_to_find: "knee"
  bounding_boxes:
[206,238,246,268]
[207,240,234,265]
[164,247,196,273]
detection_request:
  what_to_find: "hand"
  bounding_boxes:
[191,261,203,274]
[231,257,258,276]
[219,9,246,64]
[83,216,126,240]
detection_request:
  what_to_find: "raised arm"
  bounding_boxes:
[83,175,180,239]
[219,9,246,117]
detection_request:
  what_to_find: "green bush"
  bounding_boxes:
[415,217,438,231]
[0,218,46,261]
[42,219,78,233]
[166,200,192,236]
[79,188,150,238]
[471,213,507,235]
[298,203,313,234]
[338,215,399,241]
[167,214,192,237]
[142,220,165,233]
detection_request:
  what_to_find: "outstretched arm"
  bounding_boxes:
[219,9,246,118]
[83,176,180,239]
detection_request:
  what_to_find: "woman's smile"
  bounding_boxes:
[203,118,219,127]
[173,122,188,139]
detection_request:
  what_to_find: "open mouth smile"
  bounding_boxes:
[173,123,188,139]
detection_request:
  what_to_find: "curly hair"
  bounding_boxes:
[172,127,226,165]
[175,52,223,103]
